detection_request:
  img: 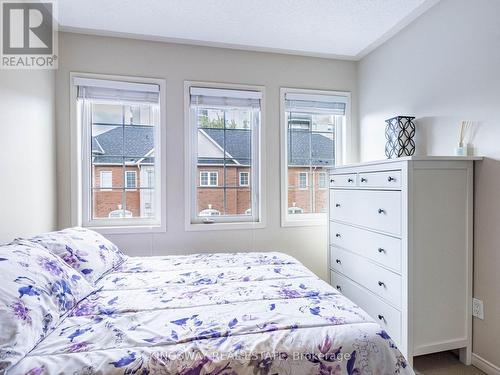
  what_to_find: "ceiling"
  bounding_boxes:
[58,0,439,60]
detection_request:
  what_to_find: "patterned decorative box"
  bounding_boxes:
[385,116,416,158]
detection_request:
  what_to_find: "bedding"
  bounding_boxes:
[7,251,414,375]
[26,227,125,285]
[0,241,94,373]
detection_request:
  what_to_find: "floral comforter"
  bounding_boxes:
[10,252,413,375]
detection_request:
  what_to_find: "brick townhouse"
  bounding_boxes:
[92,125,154,219]
[92,125,333,218]
[197,127,333,216]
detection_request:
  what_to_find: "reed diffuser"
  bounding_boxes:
[455,120,472,156]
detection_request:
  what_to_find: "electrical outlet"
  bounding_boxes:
[472,298,484,320]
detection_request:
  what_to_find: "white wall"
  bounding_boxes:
[56,32,358,280]
[358,0,500,367]
[0,70,57,244]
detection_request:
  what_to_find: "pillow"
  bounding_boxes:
[0,241,94,372]
[27,227,125,285]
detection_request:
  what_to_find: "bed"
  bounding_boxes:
[1,228,413,375]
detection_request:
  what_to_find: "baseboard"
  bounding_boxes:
[472,353,500,375]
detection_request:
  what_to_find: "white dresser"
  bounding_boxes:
[328,156,479,366]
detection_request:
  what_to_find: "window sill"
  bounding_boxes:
[185,221,265,232]
[83,224,166,235]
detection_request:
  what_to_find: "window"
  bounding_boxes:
[199,205,221,216]
[100,171,112,191]
[298,172,308,189]
[288,205,304,214]
[187,84,263,226]
[200,171,218,187]
[73,75,164,230]
[281,88,349,225]
[109,207,132,218]
[318,172,328,189]
[125,171,137,190]
[239,171,249,186]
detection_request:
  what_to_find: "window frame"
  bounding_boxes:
[280,87,351,227]
[184,81,266,231]
[298,171,308,190]
[318,171,328,189]
[125,170,137,191]
[199,171,218,187]
[70,72,167,234]
[99,170,113,191]
[239,171,250,187]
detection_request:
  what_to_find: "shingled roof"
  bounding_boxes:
[288,129,335,166]
[92,126,154,164]
[92,125,334,167]
[201,128,334,166]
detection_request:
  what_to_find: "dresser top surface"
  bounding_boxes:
[331,155,482,170]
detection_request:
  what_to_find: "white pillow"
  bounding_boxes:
[28,227,126,285]
[0,241,94,372]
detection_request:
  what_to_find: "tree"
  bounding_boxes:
[199,113,224,128]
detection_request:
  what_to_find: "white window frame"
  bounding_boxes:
[185,81,266,231]
[298,172,308,190]
[239,171,250,187]
[125,170,137,190]
[99,170,112,191]
[200,171,218,187]
[318,172,328,189]
[280,87,351,227]
[70,72,167,234]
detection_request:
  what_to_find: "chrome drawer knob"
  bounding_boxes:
[335,233,341,238]
[378,314,385,321]
[336,285,342,291]
[335,259,341,264]
[347,178,354,183]
[330,179,335,183]
[378,248,385,253]
[361,177,367,182]
[378,281,386,287]
[335,203,341,208]
[387,176,396,182]
[378,208,385,214]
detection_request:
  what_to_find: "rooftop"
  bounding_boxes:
[92,125,335,166]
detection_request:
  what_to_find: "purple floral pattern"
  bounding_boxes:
[26,227,126,285]
[11,299,32,326]
[8,252,414,374]
[0,242,94,373]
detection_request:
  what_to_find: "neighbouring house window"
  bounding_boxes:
[188,85,262,225]
[125,171,137,190]
[146,170,154,188]
[239,171,249,186]
[108,207,132,218]
[281,88,349,225]
[200,171,218,187]
[318,172,328,189]
[199,204,221,216]
[100,171,112,191]
[288,204,304,214]
[74,76,162,228]
[298,172,308,189]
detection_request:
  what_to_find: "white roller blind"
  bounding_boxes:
[285,92,347,115]
[190,87,262,108]
[74,77,160,103]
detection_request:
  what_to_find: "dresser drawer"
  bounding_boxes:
[329,173,357,188]
[329,190,402,235]
[331,270,401,346]
[330,246,402,308]
[330,222,401,272]
[359,170,402,189]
